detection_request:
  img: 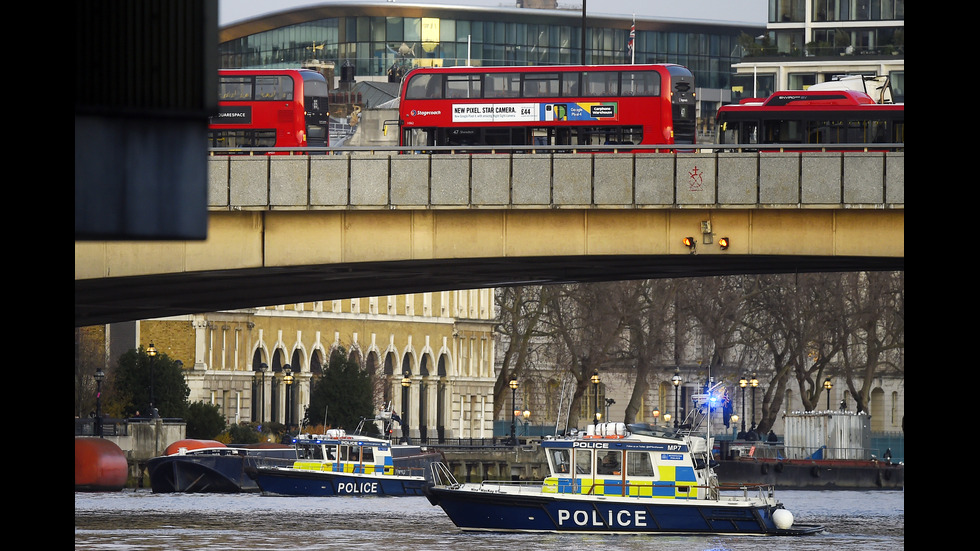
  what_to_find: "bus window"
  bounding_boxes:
[208,129,277,148]
[524,73,561,98]
[219,76,252,100]
[621,70,660,96]
[255,75,293,101]
[560,72,580,96]
[446,74,482,98]
[443,128,479,146]
[765,119,804,143]
[406,74,443,99]
[403,128,433,147]
[845,119,869,143]
[740,122,759,144]
[484,73,520,98]
[583,71,618,96]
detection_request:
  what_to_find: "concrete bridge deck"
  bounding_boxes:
[75,149,903,326]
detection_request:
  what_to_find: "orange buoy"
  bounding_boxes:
[75,437,129,491]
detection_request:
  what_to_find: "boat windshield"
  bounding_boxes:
[626,451,656,476]
[550,449,571,474]
[574,449,593,475]
[627,423,681,439]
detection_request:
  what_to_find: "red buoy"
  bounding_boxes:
[75,437,129,491]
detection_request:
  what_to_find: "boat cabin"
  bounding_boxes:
[291,429,394,475]
[542,423,711,499]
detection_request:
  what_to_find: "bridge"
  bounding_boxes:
[74,147,904,326]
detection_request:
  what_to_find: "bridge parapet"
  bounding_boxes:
[208,151,903,211]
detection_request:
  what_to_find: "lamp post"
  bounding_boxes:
[749,373,759,430]
[522,410,530,436]
[258,363,267,424]
[147,343,157,418]
[509,377,518,444]
[671,370,682,428]
[283,367,293,429]
[94,368,105,437]
[663,412,671,426]
[591,370,600,424]
[823,377,833,410]
[739,374,748,434]
[652,407,660,426]
[401,371,411,443]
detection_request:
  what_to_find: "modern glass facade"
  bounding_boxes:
[218,3,764,93]
[766,0,904,57]
[734,0,904,102]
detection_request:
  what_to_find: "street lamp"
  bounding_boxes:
[283,367,293,429]
[94,368,105,437]
[509,377,519,444]
[652,407,660,426]
[522,410,530,436]
[739,374,748,434]
[663,412,671,426]
[671,370,682,428]
[147,343,157,418]
[258,362,268,424]
[401,371,411,443]
[591,370,600,424]
[823,377,833,410]
[750,373,759,430]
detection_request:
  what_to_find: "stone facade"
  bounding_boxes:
[138,290,497,441]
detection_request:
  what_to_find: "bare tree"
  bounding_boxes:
[619,279,678,424]
[542,283,628,429]
[75,326,110,418]
[740,273,841,433]
[493,285,551,419]
[837,271,904,413]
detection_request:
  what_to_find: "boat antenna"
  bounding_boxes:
[323,405,329,430]
[554,377,567,437]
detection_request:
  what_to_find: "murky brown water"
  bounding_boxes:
[75,489,903,550]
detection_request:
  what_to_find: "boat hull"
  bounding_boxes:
[248,466,429,496]
[423,485,820,535]
[715,459,904,490]
[147,454,295,493]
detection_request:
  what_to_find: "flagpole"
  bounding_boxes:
[630,15,635,64]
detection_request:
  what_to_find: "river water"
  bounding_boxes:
[75,489,903,550]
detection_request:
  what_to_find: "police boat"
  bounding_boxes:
[423,418,823,535]
[246,411,443,497]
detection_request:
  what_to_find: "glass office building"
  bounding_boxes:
[219,2,765,123]
[733,0,904,101]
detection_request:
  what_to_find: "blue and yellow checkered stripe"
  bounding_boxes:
[542,465,698,499]
[292,460,389,475]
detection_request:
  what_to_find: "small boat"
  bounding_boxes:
[246,413,444,497]
[423,417,823,535]
[147,439,296,493]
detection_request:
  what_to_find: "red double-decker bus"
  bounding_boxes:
[715,90,904,151]
[397,64,695,150]
[209,69,330,151]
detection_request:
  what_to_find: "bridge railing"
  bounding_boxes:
[206,144,904,210]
